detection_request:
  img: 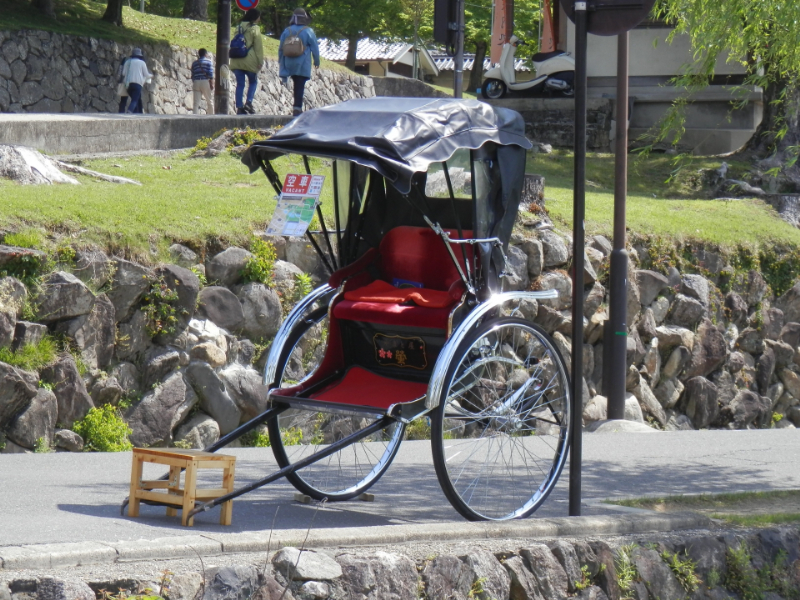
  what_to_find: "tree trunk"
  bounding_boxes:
[32,0,56,19]
[467,40,487,93]
[183,0,209,21]
[102,0,124,26]
[345,36,359,72]
[740,77,800,191]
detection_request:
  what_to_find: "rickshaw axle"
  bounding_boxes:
[187,414,395,520]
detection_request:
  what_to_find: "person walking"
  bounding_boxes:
[229,8,264,115]
[116,55,130,113]
[122,48,153,114]
[191,48,215,115]
[279,8,320,117]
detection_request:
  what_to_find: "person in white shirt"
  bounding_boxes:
[122,48,154,114]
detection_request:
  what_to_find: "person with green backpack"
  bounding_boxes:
[230,8,264,115]
[279,8,320,117]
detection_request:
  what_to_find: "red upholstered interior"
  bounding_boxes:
[378,226,473,291]
[331,226,473,330]
[309,366,428,409]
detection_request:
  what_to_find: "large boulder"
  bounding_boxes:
[201,566,262,600]
[0,275,28,317]
[273,547,343,581]
[736,327,764,355]
[106,258,153,322]
[285,237,325,278]
[126,372,198,447]
[779,322,800,348]
[54,293,116,369]
[142,347,181,389]
[0,361,38,430]
[632,547,686,600]
[238,282,282,340]
[632,378,667,426]
[724,291,749,328]
[0,309,14,349]
[666,294,706,329]
[196,286,244,333]
[185,361,242,434]
[37,577,95,600]
[654,376,684,410]
[503,245,530,291]
[421,555,473,599]
[12,320,48,351]
[517,238,544,279]
[40,355,94,428]
[680,376,719,429]
[168,243,198,268]
[756,346,776,395]
[36,271,95,323]
[681,274,710,306]
[536,271,572,310]
[738,270,768,307]
[219,364,270,422]
[6,388,57,450]
[115,309,153,364]
[460,550,511,600]
[682,319,727,380]
[90,376,124,407]
[338,551,419,600]
[207,247,253,287]
[720,389,771,429]
[72,249,114,290]
[635,270,669,306]
[655,326,694,353]
[153,264,200,343]
[520,544,569,600]
[538,230,569,267]
[173,412,220,449]
[761,307,784,341]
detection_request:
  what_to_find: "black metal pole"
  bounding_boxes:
[215,0,231,115]
[568,0,587,518]
[606,31,629,420]
[453,0,465,98]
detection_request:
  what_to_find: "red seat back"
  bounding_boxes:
[378,226,473,291]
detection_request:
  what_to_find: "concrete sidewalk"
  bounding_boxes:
[0,113,291,155]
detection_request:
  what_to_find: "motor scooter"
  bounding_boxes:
[481,35,575,100]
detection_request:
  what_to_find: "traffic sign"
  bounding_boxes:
[235,0,259,11]
[559,0,655,36]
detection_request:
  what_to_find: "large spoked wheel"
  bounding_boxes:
[481,79,507,100]
[431,317,571,520]
[266,298,405,502]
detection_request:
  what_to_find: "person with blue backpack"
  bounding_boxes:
[279,8,320,117]
[229,8,264,115]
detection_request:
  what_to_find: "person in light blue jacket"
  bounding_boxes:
[279,8,320,117]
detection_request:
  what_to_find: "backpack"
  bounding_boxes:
[283,26,308,58]
[229,25,249,59]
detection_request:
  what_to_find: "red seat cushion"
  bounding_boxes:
[343,280,455,308]
[310,366,428,409]
[333,299,452,329]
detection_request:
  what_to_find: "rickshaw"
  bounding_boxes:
[182,97,572,522]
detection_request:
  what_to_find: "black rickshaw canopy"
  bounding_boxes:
[241,97,532,195]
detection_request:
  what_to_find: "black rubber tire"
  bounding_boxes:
[267,307,405,502]
[481,79,507,100]
[431,317,571,520]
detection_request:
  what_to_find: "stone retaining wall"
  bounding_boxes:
[1,526,798,599]
[0,29,374,116]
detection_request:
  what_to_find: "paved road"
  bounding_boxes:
[1,429,798,547]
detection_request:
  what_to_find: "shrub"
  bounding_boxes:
[0,336,58,371]
[141,276,184,338]
[241,238,277,286]
[73,405,133,452]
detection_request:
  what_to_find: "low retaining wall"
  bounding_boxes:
[0,29,374,116]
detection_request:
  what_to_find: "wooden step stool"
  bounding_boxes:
[128,448,236,527]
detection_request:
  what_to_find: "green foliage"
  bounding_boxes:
[0,336,58,372]
[34,437,53,453]
[0,247,47,288]
[3,230,44,249]
[757,245,800,297]
[141,276,184,338]
[294,272,314,302]
[73,405,133,452]
[228,127,268,149]
[660,551,702,593]
[241,238,277,286]
[190,266,207,287]
[467,576,487,599]
[615,544,639,600]
[574,565,593,592]
[405,417,431,440]
[241,428,272,447]
[191,135,213,154]
[55,244,77,265]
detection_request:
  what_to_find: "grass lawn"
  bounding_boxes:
[607,490,800,527]
[2,148,800,260]
[0,0,345,71]
[0,150,337,262]
[527,150,800,248]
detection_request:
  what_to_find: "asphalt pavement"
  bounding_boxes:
[1,429,798,552]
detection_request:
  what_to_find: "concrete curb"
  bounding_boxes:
[0,512,712,570]
[0,114,292,155]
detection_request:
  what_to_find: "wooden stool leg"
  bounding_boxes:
[182,459,198,527]
[128,453,143,518]
[167,465,181,518]
[220,459,236,526]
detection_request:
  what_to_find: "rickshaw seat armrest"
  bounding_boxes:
[328,248,378,288]
[526,290,560,300]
